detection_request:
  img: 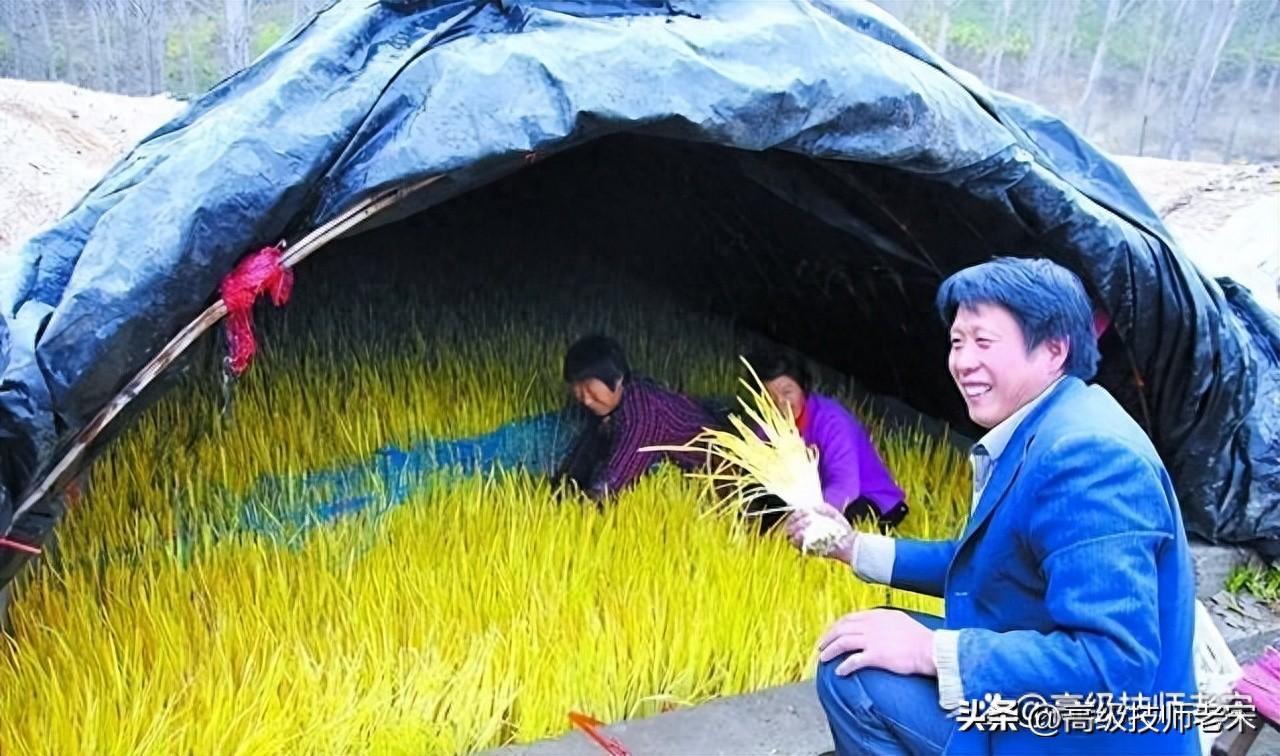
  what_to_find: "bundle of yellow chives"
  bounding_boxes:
[644,357,848,555]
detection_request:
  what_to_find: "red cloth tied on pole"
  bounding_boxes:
[220,244,293,376]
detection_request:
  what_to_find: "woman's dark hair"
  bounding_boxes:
[744,347,811,393]
[563,334,630,389]
[935,256,1101,380]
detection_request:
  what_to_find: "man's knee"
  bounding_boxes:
[818,657,919,753]
[817,657,874,713]
[817,657,920,713]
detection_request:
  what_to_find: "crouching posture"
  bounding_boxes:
[787,258,1197,754]
[746,348,908,531]
[553,334,720,500]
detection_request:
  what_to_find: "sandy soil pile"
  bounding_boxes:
[0,78,182,251]
[1118,156,1279,313]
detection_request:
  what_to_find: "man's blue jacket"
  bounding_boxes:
[893,376,1198,754]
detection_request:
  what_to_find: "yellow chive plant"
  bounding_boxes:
[0,243,969,754]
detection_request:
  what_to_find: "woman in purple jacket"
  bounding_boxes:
[746,349,909,531]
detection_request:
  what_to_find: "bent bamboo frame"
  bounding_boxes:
[5,175,443,540]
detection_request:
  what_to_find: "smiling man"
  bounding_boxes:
[786,257,1198,754]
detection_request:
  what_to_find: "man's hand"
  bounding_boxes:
[818,608,937,677]
[785,503,856,564]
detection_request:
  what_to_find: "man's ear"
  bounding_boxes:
[1044,337,1070,373]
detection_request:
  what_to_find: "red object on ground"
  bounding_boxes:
[0,537,41,555]
[568,711,631,756]
[1237,645,1280,724]
[220,244,294,376]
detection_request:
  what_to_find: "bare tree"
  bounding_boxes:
[87,0,104,89]
[58,0,80,86]
[1022,0,1058,88]
[1131,0,1193,154]
[35,0,57,80]
[932,0,962,58]
[1,0,56,81]
[1075,0,1142,133]
[223,0,253,73]
[1223,0,1280,160]
[131,0,170,95]
[1168,0,1242,159]
[1049,0,1082,81]
[174,0,198,95]
[87,0,117,92]
[982,0,1014,89]
[1136,0,1190,118]
[0,2,21,78]
[111,0,139,94]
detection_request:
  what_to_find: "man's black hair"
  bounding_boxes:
[563,334,630,389]
[935,256,1101,380]
[744,347,811,393]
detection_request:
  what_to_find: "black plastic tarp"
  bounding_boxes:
[1,0,1278,583]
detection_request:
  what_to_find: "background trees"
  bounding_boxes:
[878,0,1280,161]
[2,0,1277,162]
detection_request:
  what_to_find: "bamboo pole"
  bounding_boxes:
[4,175,443,541]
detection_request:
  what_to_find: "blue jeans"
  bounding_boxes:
[816,612,956,755]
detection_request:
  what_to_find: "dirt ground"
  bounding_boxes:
[0,78,182,252]
[0,78,1276,312]
[1117,156,1280,313]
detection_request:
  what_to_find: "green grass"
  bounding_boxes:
[1226,565,1280,604]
